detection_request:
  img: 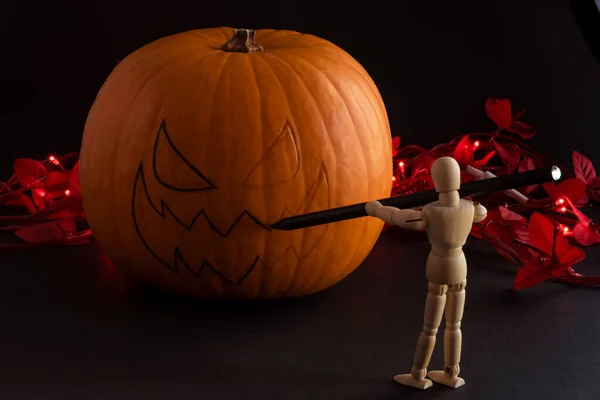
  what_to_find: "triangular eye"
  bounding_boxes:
[153,120,216,191]
[242,120,300,188]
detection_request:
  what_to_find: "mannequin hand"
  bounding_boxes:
[473,202,488,223]
[365,200,383,217]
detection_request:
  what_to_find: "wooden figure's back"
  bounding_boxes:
[422,199,474,251]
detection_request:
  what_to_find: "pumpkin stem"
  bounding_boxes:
[221,29,264,53]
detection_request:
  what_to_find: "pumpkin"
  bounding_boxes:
[80,27,392,299]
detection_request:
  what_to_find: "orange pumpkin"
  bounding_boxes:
[80,27,392,299]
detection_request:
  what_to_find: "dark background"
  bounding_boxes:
[1,2,600,399]
[0,0,599,177]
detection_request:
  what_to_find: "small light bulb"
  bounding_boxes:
[563,227,569,233]
[392,176,396,181]
[65,189,70,196]
[399,161,404,167]
[556,198,565,205]
[48,156,55,161]
[560,206,567,212]
[474,140,480,147]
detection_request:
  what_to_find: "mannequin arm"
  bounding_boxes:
[365,201,427,230]
[473,202,488,223]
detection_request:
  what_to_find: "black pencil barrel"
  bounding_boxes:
[270,166,560,231]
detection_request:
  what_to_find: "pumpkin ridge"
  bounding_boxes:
[280,52,374,284]
[92,58,185,215]
[243,54,265,193]
[263,52,333,175]
[178,51,232,185]
[296,47,388,135]
[249,52,295,136]
[241,119,300,188]
[262,51,334,294]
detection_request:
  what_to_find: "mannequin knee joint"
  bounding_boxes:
[428,282,448,296]
[449,280,467,292]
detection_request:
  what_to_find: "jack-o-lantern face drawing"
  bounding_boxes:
[132,119,331,285]
[80,27,392,299]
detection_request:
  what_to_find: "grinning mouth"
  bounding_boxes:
[131,164,329,285]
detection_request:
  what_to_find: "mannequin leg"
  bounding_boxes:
[394,282,447,390]
[428,280,466,388]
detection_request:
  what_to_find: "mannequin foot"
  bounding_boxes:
[427,370,465,388]
[393,374,433,390]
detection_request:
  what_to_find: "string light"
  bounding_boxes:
[392,176,396,181]
[473,140,480,148]
[397,160,406,180]
[556,198,565,205]
[64,190,70,196]
[560,206,567,212]
[563,226,570,233]
[48,155,60,166]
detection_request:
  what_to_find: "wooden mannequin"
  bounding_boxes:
[365,156,487,390]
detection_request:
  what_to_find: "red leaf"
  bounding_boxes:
[507,120,536,139]
[572,222,600,246]
[514,260,554,289]
[68,161,81,198]
[563,196,590,225]
[473,150,496,168]
[3,191,36,213]
[493,141,520,173]
[513,213,585,289]
[541,182,557,198]
[527,212,585,265]
[517,157,538,194]
[499,206,526,222]
[452,136,474,167]
[542,178,586,203]
[527,212,557,253]
[562,196,600,246]
[45,171,69,188]
[518,156,535,172]
[485,98,512,129]
[32,188,47,209]
[486,222,533,261]
[13,159,47,187]
[587,178,600,202]
[572,151,596,184]
[14,219,77,243]
[575,191,589,207]
[483,208,532,261]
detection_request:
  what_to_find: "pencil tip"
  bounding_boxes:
[270,221,284,230]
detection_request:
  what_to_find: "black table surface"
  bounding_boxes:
[2,213,600,400]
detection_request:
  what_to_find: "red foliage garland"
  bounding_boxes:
[390,98,600,289]
[0,153,91,250]
[0,97,598,289]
